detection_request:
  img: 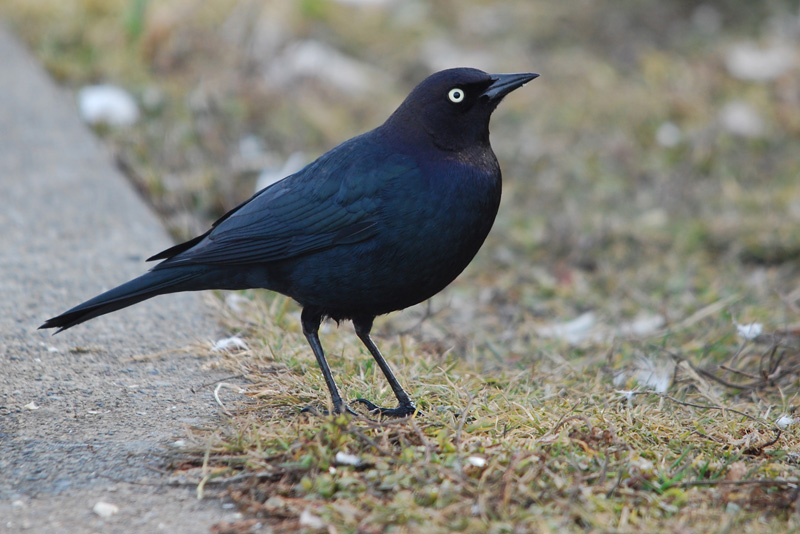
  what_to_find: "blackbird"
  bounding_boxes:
[41,68,538,417]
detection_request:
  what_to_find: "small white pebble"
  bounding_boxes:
[735,321,763,341]
[536,312,596,345]
[11,500,24,508]
[47,346,60,353]
[299,509,325,529]
[777,415,795,429]
[655,122,682,147]
[630,457,655,474]
[725,42,795,82]
[212,336,249,352]
[78,85,139,127]
[720,101,764,138]
[92,501,119,518]
[172,440,186,448]
[335,451,362,466]
[726,502,741,514]
[616,390,636,402]
[466,456,487,468]
[24,402,39,410]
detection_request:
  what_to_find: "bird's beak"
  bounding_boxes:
[482,72,539,102]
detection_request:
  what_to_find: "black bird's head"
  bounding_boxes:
[385,68,538,152]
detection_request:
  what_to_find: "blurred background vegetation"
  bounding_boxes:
[4,1,800,531]
[3,1,798,334]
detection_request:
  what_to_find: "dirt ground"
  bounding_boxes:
[0,25,242,533]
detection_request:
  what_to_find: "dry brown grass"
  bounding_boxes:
[176,292,800,533]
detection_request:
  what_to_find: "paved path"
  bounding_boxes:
[0,24,238,533]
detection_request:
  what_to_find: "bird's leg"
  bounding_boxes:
[301,308,358,416]
[352,316,419,418]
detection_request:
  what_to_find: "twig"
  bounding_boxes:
[696,362,800,392]
[193,374,245,392]
[606,468,624,498]
[657,338,800,394]
[213,382,246,416]
[759,344,781,379]
[660,394,766,425]
[197,445,213,500]
[693,367,752,390]
[622,390,769,426]
[742,429,782,455]
[719,364,760,380]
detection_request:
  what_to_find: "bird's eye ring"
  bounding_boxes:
[448,88,465,103]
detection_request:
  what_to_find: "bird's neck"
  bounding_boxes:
[378,116,493,159]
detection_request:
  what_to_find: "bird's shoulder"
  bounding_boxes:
[150,131,421,266]
[216,132,419,233]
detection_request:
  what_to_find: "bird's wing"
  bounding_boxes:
[153,143,417,267]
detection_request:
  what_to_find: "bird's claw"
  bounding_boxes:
[352,398,421,418]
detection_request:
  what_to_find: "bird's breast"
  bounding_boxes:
[272,146,502,318]
[369,154,501,291]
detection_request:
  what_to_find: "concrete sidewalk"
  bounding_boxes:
[0,24,239,533]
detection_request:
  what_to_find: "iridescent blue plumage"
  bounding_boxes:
[41,68,538,417]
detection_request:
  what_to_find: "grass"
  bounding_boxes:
[4,0,800,531]
[184,291,800,533]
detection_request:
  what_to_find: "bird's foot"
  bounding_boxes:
[300,403,361,417]
[352,398,421,418]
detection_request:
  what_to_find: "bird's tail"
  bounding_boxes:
[39,267,209,333]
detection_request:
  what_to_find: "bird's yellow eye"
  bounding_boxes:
[448,88,465,103]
